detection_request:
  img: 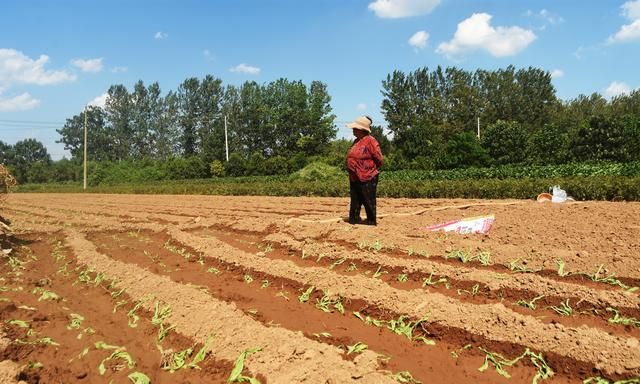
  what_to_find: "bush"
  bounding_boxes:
[480,120,527,165]
[224,153,247,177]
[438,132,490,169]
[290,161,345,181]
[210,160,225,178]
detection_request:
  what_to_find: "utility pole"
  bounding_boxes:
[224,115,229,161]
[477,116,480,139]
[83,105,88,190]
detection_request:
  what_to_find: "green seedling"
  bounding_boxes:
[506,258,541,273]
[243,275,254,284]
[517,295,546,310]
[457,284,480,297]
[372,266,387,279]
[128,297,152,328]
[313,332,332,338]
[157,322,176,343]
[95,341,122,350]
[450,344,473,359]
[316,292,333,313]
[422,272,448,288]
[152,302,172,326]
[357,240,367,250]
[583,265,636,291]
[187,334,215,369]
[407,248,414,257]
[25,361,43,370]
[113,300,128,313]
[607,307,640,327]
[298,286,314,303]
[396,274,409,282]
[446,249,473,263]
[345,263,358,272]
[99,350,135,375]
[128,371,151,384]
[353,311,385,327]
[548,299,573,316]
[476,251,492,266]
[556,260,570,277]
[389,370,422,383]
[370,239,383,252]
[34,288,61,302]
[7,319,30,328]
[260,280,270,289]
[67,313,84,330]
[583,377,640,384]
[207,267,221,274]
[346,342,368,355]
[162,347,193,372]
[111,287,126,299]
[478,347,554,383]
[387,315,435,345]
[228,347,262,384]
[329,257,346,269]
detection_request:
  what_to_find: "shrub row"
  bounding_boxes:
[16,176,640,201]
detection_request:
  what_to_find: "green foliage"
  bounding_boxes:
[438,132,490,169]
[289,162,344,182]
[210,160,225,178]
[481,120,528,165]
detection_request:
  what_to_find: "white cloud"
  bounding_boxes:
[604,81,632,98]
[436,13,536,58]
[608,19,640,43]
[229,63,261,75]
[0,48,76,87]
[88,93,108,108]
[622,0,640,20]
[0,92,40,111]
[539,9,564,25]
[154,31,168,40]
[71,57,104,73]
[609,1,640,43]
[368,0,440,18]
[550,69,564,78]
[111,66,128,73]
[409,30,429,50]
[356,103,367,111]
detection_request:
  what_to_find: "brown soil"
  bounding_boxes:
[2,193,640,383]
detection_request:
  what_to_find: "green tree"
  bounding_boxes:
[571,114,628,162]
[10,139,51,183]
[480,120,528,165]
[105,84,134,161]
[177,77,201,156]
[57,106,112,161]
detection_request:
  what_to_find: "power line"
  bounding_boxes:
[0,118,65,125]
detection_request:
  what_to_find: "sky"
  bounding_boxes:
[1,0,640,160]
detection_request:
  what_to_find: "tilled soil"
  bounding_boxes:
[1,193,640,383]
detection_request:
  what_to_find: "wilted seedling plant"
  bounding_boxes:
[99,350,135,375]
[457,284,480,297]
[387,314,435,345]
[422,272,449,288]
[67,313,84,330]
[298,286,314,303]
[548,299,573,316]
[555,260,570,277]
[329,257,346,269]
[388,370,422,383]
[478,347,553,383]
[606,307,640,327]
[243,275,254,284]
[346,342,368,355]
[228,347,262,384]
[372,265,388,279]
[583,264,636,291]
[516,295,546,310]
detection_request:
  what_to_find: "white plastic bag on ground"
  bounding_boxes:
[421,215,495,235]
[551,185,574,203]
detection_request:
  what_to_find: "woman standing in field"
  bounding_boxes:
[346,116,383,225]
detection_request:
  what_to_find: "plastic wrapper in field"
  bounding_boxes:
[421,214,495,235]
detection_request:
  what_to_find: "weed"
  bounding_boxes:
[228,347,262,384]
[346,342,368,355]
[516,295,546,310]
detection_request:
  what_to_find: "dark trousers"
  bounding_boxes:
[349,175,378,225]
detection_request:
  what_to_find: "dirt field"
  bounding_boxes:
[1,193,639,383]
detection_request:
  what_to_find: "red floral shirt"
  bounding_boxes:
[346,135,383,182]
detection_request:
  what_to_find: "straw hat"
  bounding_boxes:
[347,116,372,133]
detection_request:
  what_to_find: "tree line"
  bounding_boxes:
[2,65,640,184]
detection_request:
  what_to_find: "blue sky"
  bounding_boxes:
[1,0,640,160]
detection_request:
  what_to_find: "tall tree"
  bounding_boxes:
[177,77,201,156]
[57,106,112,161]
[105,84,134,161]
[198,75,224,163]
